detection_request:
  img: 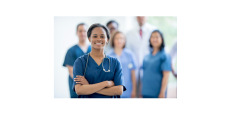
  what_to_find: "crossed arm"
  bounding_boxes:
[74,76,123,96]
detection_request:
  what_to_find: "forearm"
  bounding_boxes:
[160,77,169,93]
[96,86,123,96]
[131,70,136,92]
[66,65,73,79]
[75,81,108,95]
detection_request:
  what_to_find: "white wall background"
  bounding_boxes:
[54,16,137,98]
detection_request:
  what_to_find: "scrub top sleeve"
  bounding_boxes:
[113,59,126,91]
[161,54,172,71]
[63,49,76,67]
[72,58,84,92]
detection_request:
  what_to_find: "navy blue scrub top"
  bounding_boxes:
[142,49,171,98]
[63,44,91,98]
[72,54,126,98]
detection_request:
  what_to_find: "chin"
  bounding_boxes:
[93,46,104,50]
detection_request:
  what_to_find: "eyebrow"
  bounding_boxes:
[93,34,105,35]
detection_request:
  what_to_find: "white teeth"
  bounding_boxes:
[95,43,102,44]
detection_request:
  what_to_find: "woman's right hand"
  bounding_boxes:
[105,81,114,88]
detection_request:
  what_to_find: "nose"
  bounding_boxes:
[97,38,102,42]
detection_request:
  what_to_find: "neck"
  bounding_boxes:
[90,48,105,58]
[152,47,160,54]
[78,40,86,46]
[139,22,145,28]
[114,47,123,56]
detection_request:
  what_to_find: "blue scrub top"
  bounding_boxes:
[72,54,126,98]
[107,48,137,98]
[63,44,91,98]
[142,49,171,98]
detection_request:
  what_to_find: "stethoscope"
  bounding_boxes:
[83,53,110,77]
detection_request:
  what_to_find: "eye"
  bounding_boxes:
[101,36,104,38]
[93,36,97,38]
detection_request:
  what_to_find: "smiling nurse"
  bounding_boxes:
[72,23,126,98]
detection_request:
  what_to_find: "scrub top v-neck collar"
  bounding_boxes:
[151,50,160,57]
[112,49,124,59]
[77,44,91,54]
[89,54,103,68]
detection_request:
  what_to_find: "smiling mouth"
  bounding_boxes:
[95,43,103,45]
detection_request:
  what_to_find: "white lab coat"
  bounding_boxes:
[126,22,157,69]
[170,42,177,74]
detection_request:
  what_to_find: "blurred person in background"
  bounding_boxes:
[170,42,177,78]
[104,20,119,53]
[126,16,157,96]
[72,23,126,98]
[106,20,119,34]
[107,31,137,98]
[140,30,171,98]
[63,23,91,98]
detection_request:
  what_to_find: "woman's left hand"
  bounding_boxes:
[74,75,89,85]
[158,92,165,98]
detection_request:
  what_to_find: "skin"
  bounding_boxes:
[66,24,88,79]
[74,26,123,96]
[107,22,118,35]
[139,32,170,98]
[113,33,137,98]
[136,16,147,27]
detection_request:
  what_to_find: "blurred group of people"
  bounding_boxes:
[63,16,177,98]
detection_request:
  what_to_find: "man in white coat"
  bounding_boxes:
[126,16,157,97]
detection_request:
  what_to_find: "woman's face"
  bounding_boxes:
[150,32,162,49]
[114,33,125,49]
[89,27,109,50]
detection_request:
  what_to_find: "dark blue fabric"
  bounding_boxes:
[63,44,91,98]
[72,54,126,98]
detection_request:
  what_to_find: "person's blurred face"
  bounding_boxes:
[114,33,125,49]
[107,22,118,34]
[150,32,162,49]
[88,27,109,50]
[77,25,87,41]
[136,16,147,27]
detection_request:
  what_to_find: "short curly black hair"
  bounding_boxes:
[87,23,110,40]
[149,30,165,51]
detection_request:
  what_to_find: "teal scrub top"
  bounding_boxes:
[63,44,91,98]
[142,49,171,98]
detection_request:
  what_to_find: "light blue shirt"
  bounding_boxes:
[142,49,171,97]
[107,48,137,98]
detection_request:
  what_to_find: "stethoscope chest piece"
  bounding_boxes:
[103,69,110,72]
